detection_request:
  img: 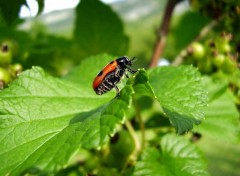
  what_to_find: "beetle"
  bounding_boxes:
[92,56,137,96]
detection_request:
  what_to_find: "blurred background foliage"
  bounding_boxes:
[0,0,214,76]
[0,0,240,175]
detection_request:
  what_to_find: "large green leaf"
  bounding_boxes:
[194,77,240,142]
[148,66,207,134]
[74,0,129,58]
[133,134,209,176]
[0,58,133,175]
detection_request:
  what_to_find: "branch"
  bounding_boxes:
[149,0,180,68]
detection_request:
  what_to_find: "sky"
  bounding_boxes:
[20,0,117,18]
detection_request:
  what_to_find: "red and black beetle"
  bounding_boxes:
[93,56,137,96]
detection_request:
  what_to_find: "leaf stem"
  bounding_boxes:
[149,0,181,68]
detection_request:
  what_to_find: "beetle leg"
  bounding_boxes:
[125,72,129,78]
[114,86,120,97]
[115,67,120,77]
[127,68,137,74]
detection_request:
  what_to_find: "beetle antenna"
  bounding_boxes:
[130,57,137,62]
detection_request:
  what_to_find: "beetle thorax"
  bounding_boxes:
[116,56,130,68]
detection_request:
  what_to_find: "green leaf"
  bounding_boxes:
[133,134,209,176]
[36,0,44,16]
[74,0,129,58]
[0,62,133,175]
[201,76,228,102]
[149,66,207,134]
[194,77,239,142]
[132,69,154,97]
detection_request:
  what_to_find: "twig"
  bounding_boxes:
[149,0,181,68]
[171,20,218,66]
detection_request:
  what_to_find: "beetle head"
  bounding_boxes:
[117,56,136,67]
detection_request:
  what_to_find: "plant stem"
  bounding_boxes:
[133,100,145,151]
[121,119,141,174]
[125,119,141,152]
[149,0,180,68]
[172,20,218,66]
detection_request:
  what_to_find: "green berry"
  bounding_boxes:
[12,63,23,75]
[2,39,19,57]
[192,42,205,60]
[216,42,231,53]
[0,44,12,65]
[110,130,135,157]
[213,54,226,68]
[0,67,11,88]
[221,56,237,74]
[104,153,127,169]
